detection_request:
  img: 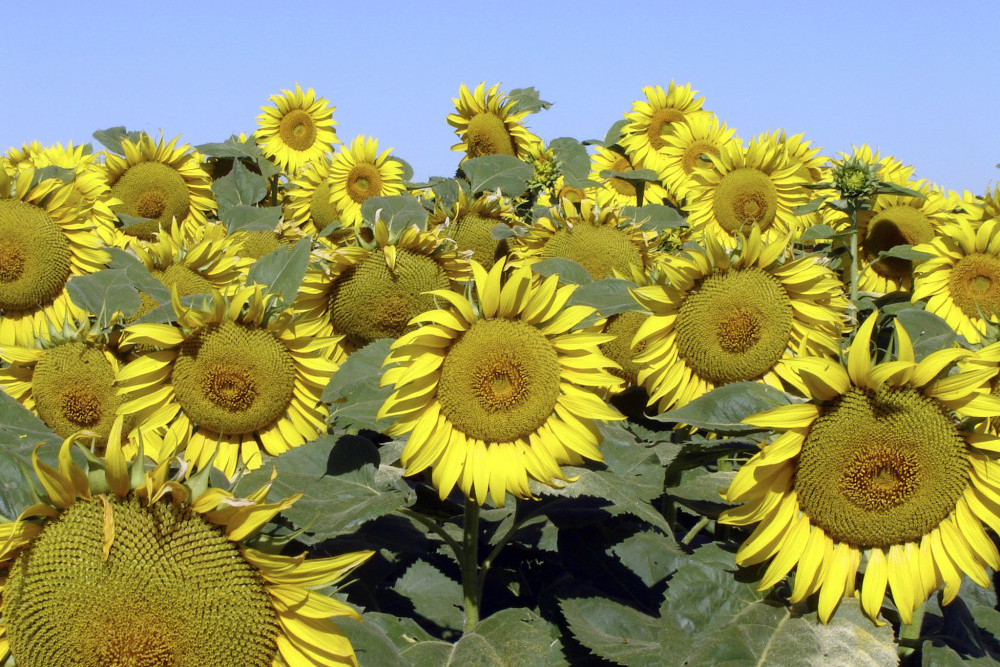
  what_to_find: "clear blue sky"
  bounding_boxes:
[5,0,998,193]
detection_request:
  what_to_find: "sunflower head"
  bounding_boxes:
[447,83,542,162]
[720,313,1000,624]
[0,434,373,667]
[328,135,406,228]
[254,83,339,174]
[428,188,517,269]
[832,154,880,201]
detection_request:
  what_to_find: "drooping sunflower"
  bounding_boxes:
[447,82,541,161]
[283,153,342,236]
[657,112,740,205]
[589,146,671,208]
[428,188,517,269]
[104,134,216,242]
[116,285,342,476]
[329,135,406,228]
[293,219,471,352]
[510,198,657,280]
[683,132,810,248]
[619,82,711,174]
[0,169,110,347]
[377,259,625,506]
[0,434,373,666]
[631,229,849,413]
[911,217,1000,344]
[254,83,339,174]
[720,313,1000,624]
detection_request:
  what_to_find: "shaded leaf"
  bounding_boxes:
[393,560,464,632]
[609,530,684,587]
[108,248,171,303]
[530,258,593,285]
[667,470,735,505]
[799,223,840,241]
[877,244,934,261]
[323,339,395,433]
[599,168,660,184]
[212,159,267,208]
[560,597,660,667]
[793,197,828,216]
[361,195,428,235]
[220,204,282,233]
[0,391,62,520]
[654,382,794,433]
[549,137,593,190]
[568,278,644,316]
[246,237,311,304]
[463,155,534,197]
[602,120,628,147]
[619,204,687,231]
[65,269,141,326]
[894,308,959,360]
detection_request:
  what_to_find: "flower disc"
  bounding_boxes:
[711,167,778,235]
[862,205,934,278]
[466,112,517,157]
[110,161,192,240]
[309,181,339,227]
[795,386,969,548]
[436,319,561,443]
[947,253,1000,318]
[541,224,643,280]
[0,199,72,311]
[30,342,119,439]
[600,310,649,385]
[2,496,279,666]
[346,162,383,204]
[330,248,451,345]
[675,268,793,384]
[450,212,508,268]
[171,320,295,435]
[278,108,318,151]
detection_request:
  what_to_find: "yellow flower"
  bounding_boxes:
[619,82,711,174]
[720,313,1000,624]
[329,136,405,228]
[283,153,342,235]
[447,83,541,161]
[427,188,517,270]
[657,112,740,205]
[377,259,625,505]
[0,434,372,666]
[631,229,848,412]
[254,83,339,174]
[589,146,671,208]
[116,285,343,476]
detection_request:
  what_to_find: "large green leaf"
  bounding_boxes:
[463,155,534,198]
[65,269,141,326]
[653,382,794,433]
[392,560,464,632]
[323,339,395,433]
[548,137,594,190]
[109,248,171,303]
[261,434,414,542]
[0,391,62,520]
[92,126,144,155]
[220,204,282,233]
[507,87,552,115]
[339,611,437,667]
[619,204,687,231]
[246,237,311,304]
[212,159,267,209]
[568,278,643,316]
[893,308,960,359]
[360,195,428,235]
[560,596,660,666]
[529,258,593,285]
[609,530,684,587]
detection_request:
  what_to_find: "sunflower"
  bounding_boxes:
[911,217,1000,344]
[293,219,471,352]
[328,135,406,228]
[283,153,342,235]
[618,82,711,174]
[428,188,517,269]
[0,333,126,444]
[683,132,810,248]
[0,169,110,347]
[377,259,625,505]
[254,83,339,174]
[104,134,216,243]
[510,198,657,280]
[589,146,671,208]
[116,285,342,476]
[657,112,740,205]
[719,313,1000,624]
[631,229,848,413]
[0,433,373,666]
[447,82,541,161]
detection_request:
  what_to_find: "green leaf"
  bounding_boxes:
[667,469,735,505]
[799,223,840,241]
[530,258,594,285]
[654,382,794,433]
[427,178,462,209]
[392,560,464,631]
[463,155,534,198]
[133,294,211,325]
[507,87,552,115]
[195,136,263,159]
[322,339,395,433]
[602,120,628,147]
[115,213,156,231]
[875,181,926,199]
[390,156,415,183]
[246,237,311,304]
[261,434,414,541]
[429,608,569,667]
[92,126,144,155]
[108,248,171,303]
[0,391,62,520]
[609,530,684,587]
[793,196,828,216]
[212,159,267,209]
[877,244,935,261]
[337,613,420,667]
[599,168,660,185]
[619,204,687,231]
[568,278,643,316]
[893,308,959,360]
[560,597,660,667]
[65,269,141,326]
[549,137,593,189]
[220,205,282,233]
[361,195,428,235]
[30,165,76,185]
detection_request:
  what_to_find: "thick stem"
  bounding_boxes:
[848,204,860,312]
[897,600,926,656]
[461,498,481,633]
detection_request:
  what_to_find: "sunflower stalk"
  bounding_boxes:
[896,602,926,655]
[461,498,482,633]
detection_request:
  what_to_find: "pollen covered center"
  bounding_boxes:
[794,385,970,548]
[278,109,318,151]
[31,342,120,440]
[347,163,382,203]
[541,223,643,280]
[0,199,73,311]
[862,205,934,278]
[110,162,192,240]
[681,140,720,174]
[646,108,685,150]
[712,167,779,235]
[466,112,516,158]
[948,252,1000,318]
[437,319,561,443]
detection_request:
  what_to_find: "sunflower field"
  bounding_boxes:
[2,80,1000,666]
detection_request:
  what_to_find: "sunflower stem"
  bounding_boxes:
[848,203,860,314]
[897,601,926,655]
[461,498,482,634]
[681,516,711,546]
